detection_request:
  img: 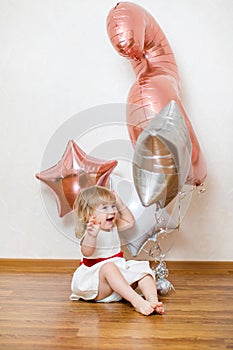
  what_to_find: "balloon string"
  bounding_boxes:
[141,191,184,262]
[136,185,199,261]
[177,191,182,233]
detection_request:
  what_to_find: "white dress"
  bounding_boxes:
[70,226,155,303]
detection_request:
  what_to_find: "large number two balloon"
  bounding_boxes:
[107,2,207,187]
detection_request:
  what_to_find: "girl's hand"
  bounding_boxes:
[112,190,126,211]
[112,191,135,231]
[86,216,100,238]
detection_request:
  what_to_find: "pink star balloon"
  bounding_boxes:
[36,140,118,217]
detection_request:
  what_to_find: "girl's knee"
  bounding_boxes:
[100,262,118,274]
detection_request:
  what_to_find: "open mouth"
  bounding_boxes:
[106,216,115,223]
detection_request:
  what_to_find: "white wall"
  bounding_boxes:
[0,0,233,261]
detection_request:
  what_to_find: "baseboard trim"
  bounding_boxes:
[0,259,79,273]
[1,258,233,273]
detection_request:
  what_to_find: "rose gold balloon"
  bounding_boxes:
[36,140,118,217]
[107,2,207,186]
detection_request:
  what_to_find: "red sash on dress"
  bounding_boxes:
[80,251,124,267]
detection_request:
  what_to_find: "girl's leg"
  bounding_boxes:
[138,274,164,314]
[95,262,155,316]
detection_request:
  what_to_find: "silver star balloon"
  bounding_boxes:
[133,100,192,208]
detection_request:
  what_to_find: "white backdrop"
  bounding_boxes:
[0,0,233,260]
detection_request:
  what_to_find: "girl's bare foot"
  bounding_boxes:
[132,296,155,316]
[154,301,165,314]
[147,299,165,314]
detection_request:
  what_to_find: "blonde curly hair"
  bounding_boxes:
[73,186,116,239]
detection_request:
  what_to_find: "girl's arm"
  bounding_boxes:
[81,216,100,256]
[114,192,135,231]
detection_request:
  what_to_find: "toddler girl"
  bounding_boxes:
[70,185,164,316]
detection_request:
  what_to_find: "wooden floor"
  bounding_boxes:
[0,260,233,350]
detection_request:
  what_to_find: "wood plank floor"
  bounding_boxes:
[0,260,233,350]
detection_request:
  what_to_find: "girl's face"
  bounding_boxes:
[93,202,117,231]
